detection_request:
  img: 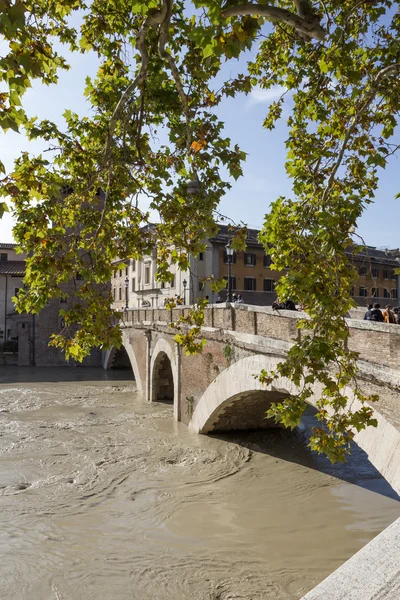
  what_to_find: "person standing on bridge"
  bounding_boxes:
[393,307,400,324]
[382,304,396,324]
[363,304,373,319]
[364,303,384,322]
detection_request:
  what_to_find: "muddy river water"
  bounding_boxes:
[0,367,398,600]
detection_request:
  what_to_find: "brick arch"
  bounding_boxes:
[189,355,302,434]
[189,354,400,494]
[102,331,143,395]
[150,338,178,405]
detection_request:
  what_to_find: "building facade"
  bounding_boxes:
[0,243,26,347]
[112,225,400,309]
[0,243,103,367]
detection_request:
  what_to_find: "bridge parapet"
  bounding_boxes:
[123,304,400,371]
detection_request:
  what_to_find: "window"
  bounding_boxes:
[391,289,398,299]
[359,287,367,297]
[131,278,136,292]
[383,288,390,298]
[372,288,379,298]
[199,252,204,261]
[264,279,275,292]
[383,270,389,280]
[223,250,236,264]
[392,271,397,280]
[225,276,236,290]
[244,253,256,267]
[144,264,150,285]
[372,268,379,279]
[170,276,175,288]
[125,266,128,276]
[244,277,257,291]
[160,281,165,289]
[113,288,116,300]
[359,266,367,276]
[119,287,122,300]
[113,270,117,278]
[350,287,355,297]
[264,255,272,268]
[131,260,136,272]
[0,253,7,262]
[119,269,122,277]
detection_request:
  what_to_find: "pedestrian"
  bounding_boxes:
[284,299,297,311]
[383,304,396,324]
[272,298,285,310]
[232,293,237,302]
[364,303,384,322]
[393,307,400,324]
[236,294,244,304]
[364,304,373,319]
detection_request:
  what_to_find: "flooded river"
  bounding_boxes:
[0,367,398,600]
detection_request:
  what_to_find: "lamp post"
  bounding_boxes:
[124,276,129,310]
[225,242,234,303]
[183,278,187,305]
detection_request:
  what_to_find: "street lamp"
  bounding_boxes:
[124,276,129,310]
[183,278,187,305]
[225,242,234,303]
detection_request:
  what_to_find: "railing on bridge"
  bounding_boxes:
[122,304,400,371]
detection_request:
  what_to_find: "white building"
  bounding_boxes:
[112,241,221,310]
[0,243,26,344]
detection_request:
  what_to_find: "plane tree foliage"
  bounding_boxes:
[1,0,399,461]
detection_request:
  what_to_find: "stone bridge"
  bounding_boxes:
[103,304,400,496]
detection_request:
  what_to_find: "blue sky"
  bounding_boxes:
[0,33,399,249]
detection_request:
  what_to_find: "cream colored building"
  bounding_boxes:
[0,243,26,344]
[112,224,400,309]
[112,247,215,310]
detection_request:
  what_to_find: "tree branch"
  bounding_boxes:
[221,3,326,41]
[103,2,169,166]
[96,2,169,236]
[322,63,400,203]
[158,0,193,154]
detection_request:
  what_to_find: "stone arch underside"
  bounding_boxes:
[189,354,400,495]
[102,331,143,395]
[201,389,288,432]
[152,351,174,402]
[150,338,178,407]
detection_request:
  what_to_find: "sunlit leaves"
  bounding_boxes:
[1,0,399,461]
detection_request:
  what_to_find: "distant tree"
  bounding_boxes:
[2,0,399,460]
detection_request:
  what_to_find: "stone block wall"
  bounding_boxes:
[122,306,400,428]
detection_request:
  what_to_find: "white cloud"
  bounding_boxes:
[249,85,286,104]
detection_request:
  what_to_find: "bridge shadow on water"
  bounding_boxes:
[209,407,400,502]
[0,366,135,385]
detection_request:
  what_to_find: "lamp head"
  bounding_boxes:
[225,242,234,257]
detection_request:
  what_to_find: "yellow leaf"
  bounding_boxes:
[191,140,206,153]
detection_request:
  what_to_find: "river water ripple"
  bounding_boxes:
[0,367,398,600]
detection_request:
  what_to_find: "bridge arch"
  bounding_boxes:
[150,338,178,405]
[189,354,400,495]
[103,331,143,395]
[189,355,307,434]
